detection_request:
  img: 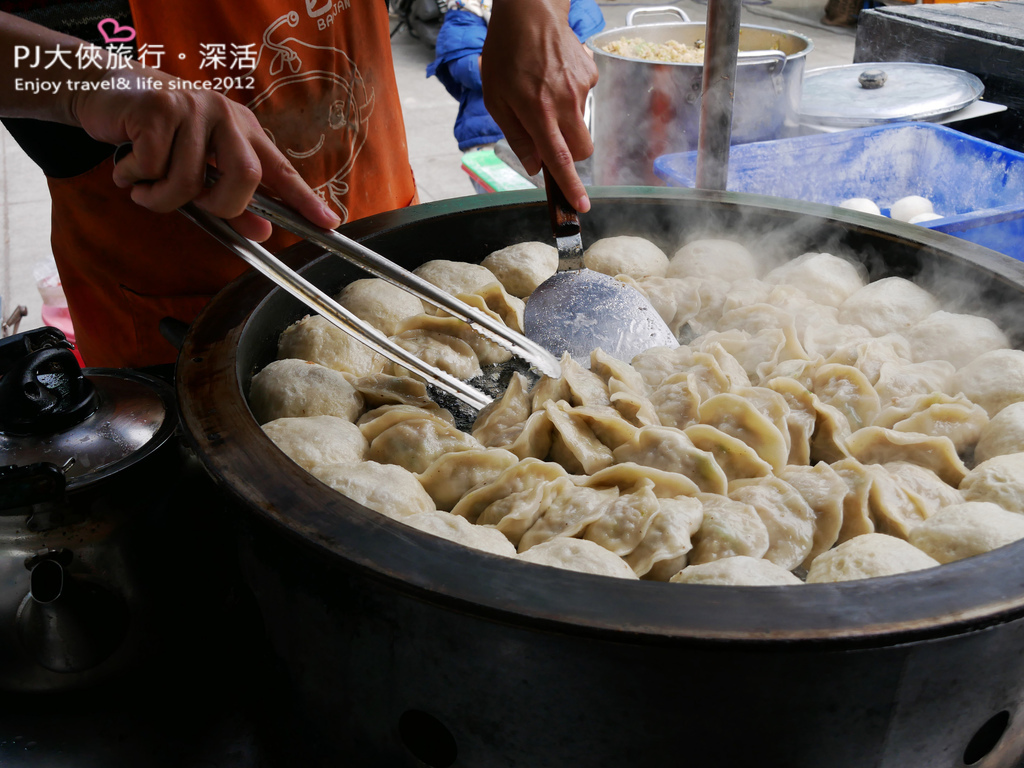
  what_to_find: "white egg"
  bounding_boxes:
[891,195,934,222]
[839,197,881,215]
[909,212,944,225]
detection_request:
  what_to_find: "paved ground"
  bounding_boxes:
[0,0,857,336]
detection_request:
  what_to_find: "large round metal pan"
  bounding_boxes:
[177,188,1024,768]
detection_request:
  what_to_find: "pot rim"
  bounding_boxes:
[178,187,1024,649]
[586,22,814,66]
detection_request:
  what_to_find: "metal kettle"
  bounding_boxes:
[0,327,179,692]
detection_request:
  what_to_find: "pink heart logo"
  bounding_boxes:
[97,18,136,44]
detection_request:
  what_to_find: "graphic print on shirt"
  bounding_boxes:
[242,10,374,222]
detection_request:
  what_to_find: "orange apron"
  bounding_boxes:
[48,0,417,368]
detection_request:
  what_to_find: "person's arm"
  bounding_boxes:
[480,0,597,212]
[0,11,338,241]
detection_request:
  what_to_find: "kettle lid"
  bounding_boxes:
[0,328,176,489]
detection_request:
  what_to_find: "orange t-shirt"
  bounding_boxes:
[47,0,417,368]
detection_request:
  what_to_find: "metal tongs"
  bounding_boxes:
[113,144,561,411]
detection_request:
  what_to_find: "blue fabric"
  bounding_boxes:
[427,1,606,151]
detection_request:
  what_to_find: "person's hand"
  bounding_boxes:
[481,0,597,213]
[73,67,340,241]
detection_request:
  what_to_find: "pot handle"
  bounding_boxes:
[626,5,691,26]
[738,49,787,74]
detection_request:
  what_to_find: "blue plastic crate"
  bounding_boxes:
[653,123,1024,262]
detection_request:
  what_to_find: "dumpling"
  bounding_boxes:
[670,556,803,586]
[582,462,700,498]
[763,252,865,308]
[698,392,790,471]
[262,415,368,471]
[629,276,702,337]
[831,457,877,543]
[778,463,846,566]
[544,401,615,475]
[394,313,511,366]
[908,502,1024,563]
[624,495,704,580]
[451,458,568,525]
[883,461,963,514]
[960,453,1024,514]
[481,241,558,297]
[975,402,1024,464]
[456,284,526,333]
[865,464,930,540]
[357,403,454,442]
[648,374,702,430]
[584,236,669,279]
[764,376,818,466]
[402,510,517,557]
[416,448,520,511]
[806,533,940,583]
[683,424,773,482]
[249,358,363,424]
[801,322,872,360]
[873,359,955,407]
[728,476,815,570]
[348,373,435,409]
[903,311,1009,368]
[584,482,662,556]
[845,427,967,487]
[689,494,770,564]
[825,335,912,386]
[311,460,435,518]
[472,372,532,447]
[716,303,795,336]
[337,278,425,336]
[667,239,762,282]
[518,479,619,552]
[951,349,1024,418]
[612,426,728,494]
[518,538,639,579]
[390,329,483,380]
[838,277,939,337]
[873,392,988,453]
[368,417,483,473]
[278,314,387,377]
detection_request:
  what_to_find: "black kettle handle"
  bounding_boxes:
[0,345,97,435]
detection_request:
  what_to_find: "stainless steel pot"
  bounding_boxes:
[588,7,812,185]
[179,188,1024,768]
[0,329,192,692]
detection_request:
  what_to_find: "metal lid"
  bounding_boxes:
[0,364,175,491]
[799,62,985,127]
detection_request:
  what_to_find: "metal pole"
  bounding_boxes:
[696,0,742,191]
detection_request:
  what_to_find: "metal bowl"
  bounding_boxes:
[178,188,1024,768]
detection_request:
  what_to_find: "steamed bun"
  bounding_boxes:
[838,277,939,337]
[806,533,939,583]
[908,502,1024,563]
[670,556,803,586]
[668,239,762,282]
[250,358,363,424]
[518,538,640,579]
[337,278,425,336]
[482,241,558,297]
[975,403,1024,464]
[403,510,517,557]
[262,415,368,471]
[584,236,669,279]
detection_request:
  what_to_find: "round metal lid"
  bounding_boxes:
[0,369,176,490]
[799,62,985,127]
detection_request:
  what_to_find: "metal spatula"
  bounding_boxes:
[523,169,678,364]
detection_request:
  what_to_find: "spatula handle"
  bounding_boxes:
[542,167,581,239]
